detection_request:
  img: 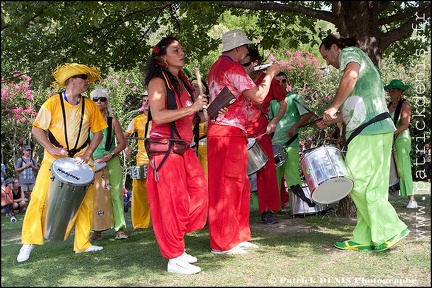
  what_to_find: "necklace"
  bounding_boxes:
[391,100,399,108]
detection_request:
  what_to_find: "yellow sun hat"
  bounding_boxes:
[52,63,101,88]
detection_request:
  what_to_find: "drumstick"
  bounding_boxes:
[194,67,208,120]
[254,132,268,140]
[293,98,319,118]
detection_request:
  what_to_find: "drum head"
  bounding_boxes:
[311,178,353,204]
[94,162,107,172]
[51,157,95,186]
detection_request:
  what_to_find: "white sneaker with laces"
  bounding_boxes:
[17,244,35,263]
[236,241,259,249]
[75,245,103,254]
[211,246,247,255]
[179,251,197,263]
[167,257,201,274]
[406,200,418,209]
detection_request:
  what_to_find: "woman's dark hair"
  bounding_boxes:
[319,34,358,50]
[247,45,262,64]
[144,36,193,99]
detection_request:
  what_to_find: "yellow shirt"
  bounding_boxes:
[126,113,151,165]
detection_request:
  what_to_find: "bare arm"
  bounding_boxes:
[287,112,313,137]
[267,99,287,134]
[148,77,207,125]
[31,126,66,156]
[243,64,280,104]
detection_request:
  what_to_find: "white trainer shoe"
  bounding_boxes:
[236,241,259,249]
[211,246,247,255]
[75,245,103,254]
[406,201,418,209]
[179,251,197,263]
[167,258,201,274]
[17,244,35,263]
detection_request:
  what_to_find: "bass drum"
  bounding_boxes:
[44,157,94,241]
[92,167,114,232]
[300,145,353,204]
[247,138,268,175]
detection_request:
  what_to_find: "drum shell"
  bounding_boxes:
[44,158,94,241]
[247,138,268,175]
[129,166,148,179]
[300,146,353,204]
[92,167,114,231]
[272,144,287,168]
[290,186,328,215]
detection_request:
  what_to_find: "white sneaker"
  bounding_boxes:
[211,246,247,255]
[406,201,418,209]
[75,245,103,254]
[179,251,197,263]
[167,258,201,274]
[17,244,35,263]
[236,241,259,249]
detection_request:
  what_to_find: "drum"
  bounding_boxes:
[272,143,287,168]
[92,167,114,232]
[300,145,353,204]
[389,151,400,187]
[247,138,268,175]
[290,186,328,216]
[44,157,94,241]
[129,166,148,179]
[94,161,107,173]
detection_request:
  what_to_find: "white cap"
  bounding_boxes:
[222,29,253,52]
[143,91,148,96]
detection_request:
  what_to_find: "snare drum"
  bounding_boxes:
[129,166,148,179]
[272,143,287,168]
[44,157,94,241]
[92,167,114,232]
[300,145,353,204]
[290,186,328,216]
[247,138,268,175]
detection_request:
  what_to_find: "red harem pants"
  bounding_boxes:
[146,148,208,259]
[207,125,251,251]
[256,134,282,213]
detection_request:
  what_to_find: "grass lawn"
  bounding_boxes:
[1,181,430,287]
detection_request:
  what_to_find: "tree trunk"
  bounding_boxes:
[337,196,357,218]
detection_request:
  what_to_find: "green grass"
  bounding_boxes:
[2,182,431,287]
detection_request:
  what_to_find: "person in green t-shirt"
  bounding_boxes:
[317,34,409,252]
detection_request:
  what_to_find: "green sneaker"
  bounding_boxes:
[374,227,410,252]
[334,240,374,251]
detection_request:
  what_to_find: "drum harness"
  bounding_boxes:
[144,72,199,182]
[48,93,88,158]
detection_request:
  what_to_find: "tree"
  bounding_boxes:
[1,1,430,86]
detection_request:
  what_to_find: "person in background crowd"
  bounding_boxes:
[17,63,107,263]
[269,73,314,210]
[124,92,152,230]
[15,145,39,200]
[1,163,6,184]
[317,34,409,252]
[11,179,28,214]
[207,29,280,255]
[384,79,418,209]
[242,45,287,224]
[2,178,14,217]
[89,88,129,240]
[144,36,208,274]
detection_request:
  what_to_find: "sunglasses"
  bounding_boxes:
[72,74,88,80]
[278,79,287,83]
[241,62,252,67]
[92,97,107,102]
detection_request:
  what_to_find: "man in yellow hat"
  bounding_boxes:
[17,63,108,262]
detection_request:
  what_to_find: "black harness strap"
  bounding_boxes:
[105,116,113,151]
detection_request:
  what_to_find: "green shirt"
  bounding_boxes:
[269,92,309,147]
[338,47,395,139]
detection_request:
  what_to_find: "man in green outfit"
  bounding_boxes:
[317,34,409,252]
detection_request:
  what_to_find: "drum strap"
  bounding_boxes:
[105,116,113,151]
[343,112,391,151]
[285,133,298,147]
